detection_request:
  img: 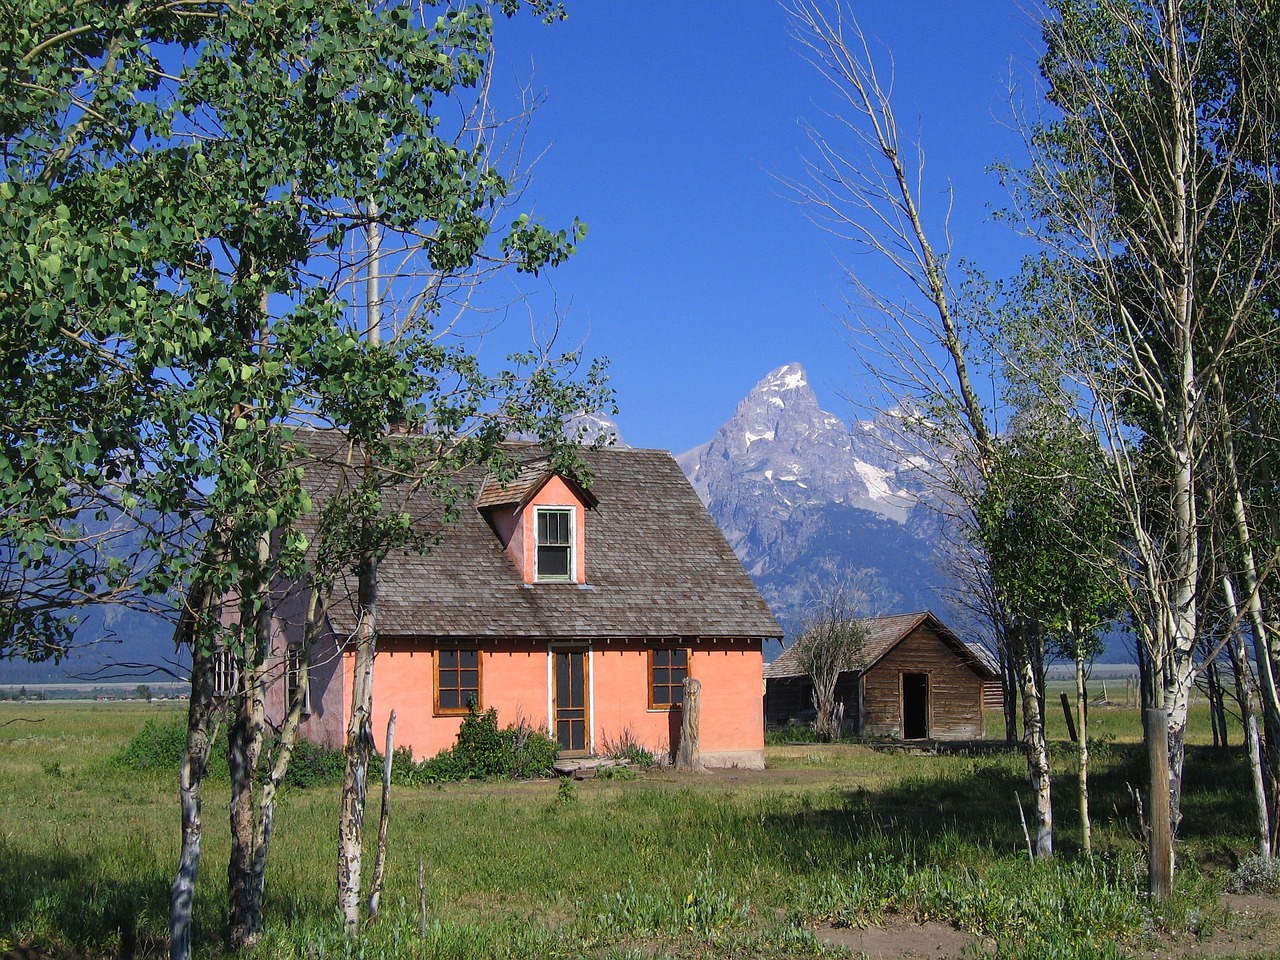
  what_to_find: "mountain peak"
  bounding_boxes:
[674,363,944,630]
[755,363,809,395]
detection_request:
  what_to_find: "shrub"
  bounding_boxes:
[416,707,558,782]
[110,717,344,788]
[110,717,193,772]
[281,738,346,789]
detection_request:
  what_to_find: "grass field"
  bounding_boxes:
[0,699,1275,959]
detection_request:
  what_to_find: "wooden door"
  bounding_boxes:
[554,649,589,755]
[902,671,929,740]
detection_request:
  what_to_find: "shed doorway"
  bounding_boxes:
[902,672,929,739]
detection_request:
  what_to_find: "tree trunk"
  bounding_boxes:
[1017,629,1052,858]
[367,710,395,924]
[226,599,269,951]
[1223,573,1272,859]
[1148,707,1173,902]
[1001,640,1019,745]
[1221,405,1280,847]
[1076,651,1091,856]
[1206,656,1228,750]
[337,207,385,934]
[338,551,377,932]
[170,583,220,960]
[676,677,703,772]
[1165,648,1196,842]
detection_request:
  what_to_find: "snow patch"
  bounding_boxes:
[854,461,897,501]
[745,429,775,445]
[776,367,807,390]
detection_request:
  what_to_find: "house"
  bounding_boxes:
[763,611,999,740]
[275,434,782,769]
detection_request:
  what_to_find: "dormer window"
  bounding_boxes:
[476,456,594,584]
[536,508,573,581]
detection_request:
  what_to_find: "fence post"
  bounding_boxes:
[1146,707,1172,902]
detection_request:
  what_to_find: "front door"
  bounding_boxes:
[554,648,589,755]
[902,672,929,740]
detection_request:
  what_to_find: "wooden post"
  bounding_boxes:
[1060,692,1078,743]
[676,677,703,772]
[1146,708,1172,902]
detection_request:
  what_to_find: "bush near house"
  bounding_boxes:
[110,706,559,786]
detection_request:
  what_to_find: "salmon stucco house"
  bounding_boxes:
[277,436,782,770]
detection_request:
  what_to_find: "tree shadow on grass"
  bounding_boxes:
[755,752,1034,872]
[1074,740,1257,863]
[0,847,177,957]
[755,740,1257,876]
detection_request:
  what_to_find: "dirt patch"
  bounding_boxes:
[808,894,1280,960]
[1140,892,1280,959]
[814,919,987,959]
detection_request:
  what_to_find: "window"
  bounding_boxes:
[435,647,481,715]
[536,508,573,581]
[285,645,311,716]
[212,647,237,697]
[649,647,689,708]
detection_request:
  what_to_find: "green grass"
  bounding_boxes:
[0,699,1270,959]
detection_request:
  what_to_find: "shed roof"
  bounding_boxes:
[296,431,782,642]
[763,610,997,681]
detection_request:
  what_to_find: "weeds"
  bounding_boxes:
[1,700,1268,960]
[1231,853,1280,893]
[600,726,656,766]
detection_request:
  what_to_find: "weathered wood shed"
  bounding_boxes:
[763,611,1000,740]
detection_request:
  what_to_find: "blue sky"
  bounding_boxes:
[491,2,1045,454]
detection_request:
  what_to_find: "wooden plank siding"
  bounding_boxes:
[764,674,860,731]
[860,622,985,739]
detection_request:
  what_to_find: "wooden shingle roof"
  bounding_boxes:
[763,610,996,680]
[297,432,781,642]
[474,459,598,511]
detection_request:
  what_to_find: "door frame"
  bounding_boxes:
[901,670,930,740]
[548,644,593,756]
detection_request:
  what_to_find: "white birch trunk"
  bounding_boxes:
[1018,639,1052,858]
[1075,651,1090,856]
[170,587,219,960]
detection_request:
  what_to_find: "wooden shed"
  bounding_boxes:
[763,611,1000,740]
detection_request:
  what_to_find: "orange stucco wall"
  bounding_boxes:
[342,638,765,768]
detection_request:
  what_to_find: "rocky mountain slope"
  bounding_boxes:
[675,363,949,636]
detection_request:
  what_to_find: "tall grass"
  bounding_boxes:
[0,700,1261,958]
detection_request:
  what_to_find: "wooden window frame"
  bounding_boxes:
[434,646,482,716]
[534,506,574,582]
[648,646,690,710]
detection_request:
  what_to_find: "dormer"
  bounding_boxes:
[476,460,597,584]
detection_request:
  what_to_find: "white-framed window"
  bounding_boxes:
[535,507,573,581]
[212,647,237,697]
[285,644,311,716]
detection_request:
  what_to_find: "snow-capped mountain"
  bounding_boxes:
[676,363,948,636]
[678,362,920,524]
[567,409,627,447]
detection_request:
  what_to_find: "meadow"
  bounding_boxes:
[0,698,1276,959]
